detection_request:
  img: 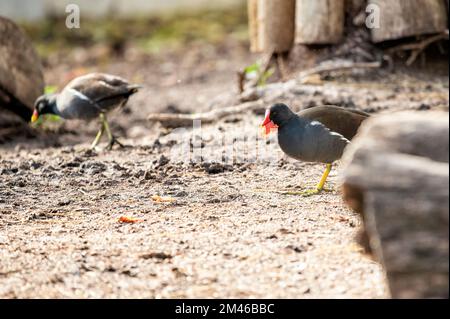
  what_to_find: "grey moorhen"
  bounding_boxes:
[32,73,141,150]
[261,103,369,195]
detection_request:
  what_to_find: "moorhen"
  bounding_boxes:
[31,73,141,150]
[261,103,369,195]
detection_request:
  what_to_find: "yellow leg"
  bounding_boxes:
[101,114,112,143]
[90,117,105,149]
[316,163,332,191]
[101,113,124,150]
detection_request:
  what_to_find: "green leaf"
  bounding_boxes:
[244,62,260,75]
[31,114,61,128]
[44,85,58,94]
[45,114,62,122]
[257,67,275,87]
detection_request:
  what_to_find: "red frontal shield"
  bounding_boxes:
[261,109,278,135]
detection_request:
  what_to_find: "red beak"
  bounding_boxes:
[261,109,278,135]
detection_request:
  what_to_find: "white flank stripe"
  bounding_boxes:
[308,120,351,143]
[330,132,350,143]
[69,88,92,102]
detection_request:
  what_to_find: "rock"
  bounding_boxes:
[81,161,107,175]
[201,162,233,174]
[158,155,170,167]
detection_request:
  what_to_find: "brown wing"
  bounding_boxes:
[66,73,133,103]
[298,105,369,140]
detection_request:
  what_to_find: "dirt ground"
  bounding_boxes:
[0,30,448,298]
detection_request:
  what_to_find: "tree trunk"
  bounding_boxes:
[296,0,345,44]
[248,0,296,53]
[369,0,448,43]
[341,111,449,298]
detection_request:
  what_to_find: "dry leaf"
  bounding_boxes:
[151,195,176,203]
[118,216,142,223]
[300,74,323,85]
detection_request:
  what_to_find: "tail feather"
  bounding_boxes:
[346,108,370,118]
[95,84,141,107]
[127,84,142,95]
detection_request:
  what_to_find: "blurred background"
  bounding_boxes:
[0,0,244,20]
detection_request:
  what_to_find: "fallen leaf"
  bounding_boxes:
[151,195,176,203]
[300,73,323,85]
[118,216,142,223]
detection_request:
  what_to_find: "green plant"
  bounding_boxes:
[32,85,62,126]
[44,85,58,94]
[244,61,275,87]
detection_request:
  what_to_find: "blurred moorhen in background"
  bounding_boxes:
[32,73,141,150]
[261,103,369,195]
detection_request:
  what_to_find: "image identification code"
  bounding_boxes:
[175,303,275,316]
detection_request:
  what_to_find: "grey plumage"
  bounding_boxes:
[278,116,350,164]
[54,73,140,119]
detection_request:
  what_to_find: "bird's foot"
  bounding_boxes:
[275,187,334,197]
[106,137,126,150]
[89,147,101,154]
[278,189,321,197]
[90,143,102,151]
[253,187,334,196]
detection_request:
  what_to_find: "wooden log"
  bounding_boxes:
[346,0,367,16]
[148,100,265,128]
[247,0,296,53]
[0,16,44,121]
[296,0,345,44]
[369,0,448,43]
[345,0,368,26]
[248,0,260,52]
[342,111,449,298]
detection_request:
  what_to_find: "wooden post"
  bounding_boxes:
[369,0,448,43]
[248,0,260,52]
[296,0,345,44]
[248,0,296,53]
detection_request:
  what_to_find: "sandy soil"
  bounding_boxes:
[0,37,448,298]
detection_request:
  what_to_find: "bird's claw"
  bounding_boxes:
[106,137,126,150]
[277,189,320,197]
[276,187,334,197]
